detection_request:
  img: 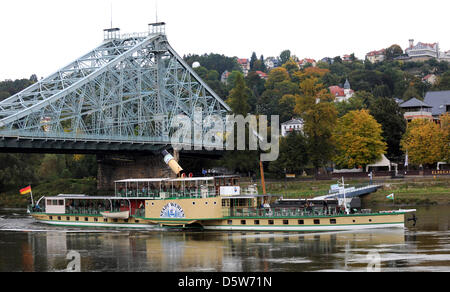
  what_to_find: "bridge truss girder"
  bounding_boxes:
[0,32,230,149]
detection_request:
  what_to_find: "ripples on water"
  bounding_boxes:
[0,206,449,272]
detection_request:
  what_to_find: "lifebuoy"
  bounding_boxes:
[189,173,194,178]
[181,173,186,178]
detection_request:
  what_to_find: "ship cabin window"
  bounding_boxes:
[84,217,89,222]
[49,216,53,220]
[94,218,98,222]
[369,219,372,222]
[113,219,118,223]
[66,217,70,221]
[268,220,274,225]
[104,218,108,222]
[314,219,320,225]
[283,220,289,225]
[254,220,260,225]
[298,220,304,225]
[75,217,79,221]
[330,219,337,224]
[241,220,246,225]
[57,216,61,221]
[227,220,233,225]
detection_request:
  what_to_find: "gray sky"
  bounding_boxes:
[1,0,449,81]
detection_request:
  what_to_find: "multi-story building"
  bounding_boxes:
[297,58,317,68]
[366,49,386,63]
[400,91,450,123]
[237,58,250,76]
[405,39,439,61]
[281,118,304,137]
[329,79,354,102]
[399,98,434,122]
[264,57,281,70]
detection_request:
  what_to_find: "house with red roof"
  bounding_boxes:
[255,71,268,80]
[237,58,250,76]
[329,79,354,102]
[405,39,439,61]
[366,49,386,63]
[297,58,317,68]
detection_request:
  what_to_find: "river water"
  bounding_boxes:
[0,206,449,272]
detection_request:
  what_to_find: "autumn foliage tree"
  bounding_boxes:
[400,119,447,167]
[333,109,387,169]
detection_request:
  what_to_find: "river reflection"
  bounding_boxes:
[0,206,449,272]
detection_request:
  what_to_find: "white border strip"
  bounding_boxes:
[203,223,404,232]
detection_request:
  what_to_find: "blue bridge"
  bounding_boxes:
[0,23,231,155]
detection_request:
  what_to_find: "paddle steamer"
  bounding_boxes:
[29,152,414,231]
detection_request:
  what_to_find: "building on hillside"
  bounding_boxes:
[342,54,352,62]
[329,79,354,102]
[320,57,334,65]
[440,51,450,62]
[281,118,304,137]
[298,58,317,68]
[422,74,438,85]
[237,58,250,76]
[366,49,386,63]
[405,39,440,61]
[423,90,450,120]
[255,71,268,80]
[399,98,433,122]
[220,70,231,84]
[264,57,281,70]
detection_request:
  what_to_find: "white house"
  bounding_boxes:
[281,118,304,137]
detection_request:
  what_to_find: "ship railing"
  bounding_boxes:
[227,207,346,218]
[116,190,218,199]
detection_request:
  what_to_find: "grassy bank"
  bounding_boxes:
[242,176,450,205]
[0,178,98,208]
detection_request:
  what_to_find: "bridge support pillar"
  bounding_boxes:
[96,154,176,191]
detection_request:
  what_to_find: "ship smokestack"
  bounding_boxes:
[162,150,183,176]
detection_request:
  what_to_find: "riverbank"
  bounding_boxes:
[0,176,449,208]
[242,176,450,206]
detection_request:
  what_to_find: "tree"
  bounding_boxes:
[385,45,403,60]
[226,73,251,116]
[402,83,422,101]
[268,132,309,176]
[250,52,258,70]
[436,71,450,90]
[439,113,450,162]
[280,50,291,65]
[369,97,406,159]
[294,78,337,172]
[333,109,387,169]
[400,119,447,167]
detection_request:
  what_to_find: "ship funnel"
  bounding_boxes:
[162,150,183,176]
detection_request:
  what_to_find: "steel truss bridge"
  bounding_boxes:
[0,23,231,154]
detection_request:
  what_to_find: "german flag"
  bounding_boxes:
[20,186,32,195]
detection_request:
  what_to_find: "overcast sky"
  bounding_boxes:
[0,0,449,80]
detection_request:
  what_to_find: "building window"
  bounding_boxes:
[298,220,304,225]
[268,220,274,225]
[330,219,337,224]
[314,219,320,225]
[283,220,289,225]
[254,220,260,225]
